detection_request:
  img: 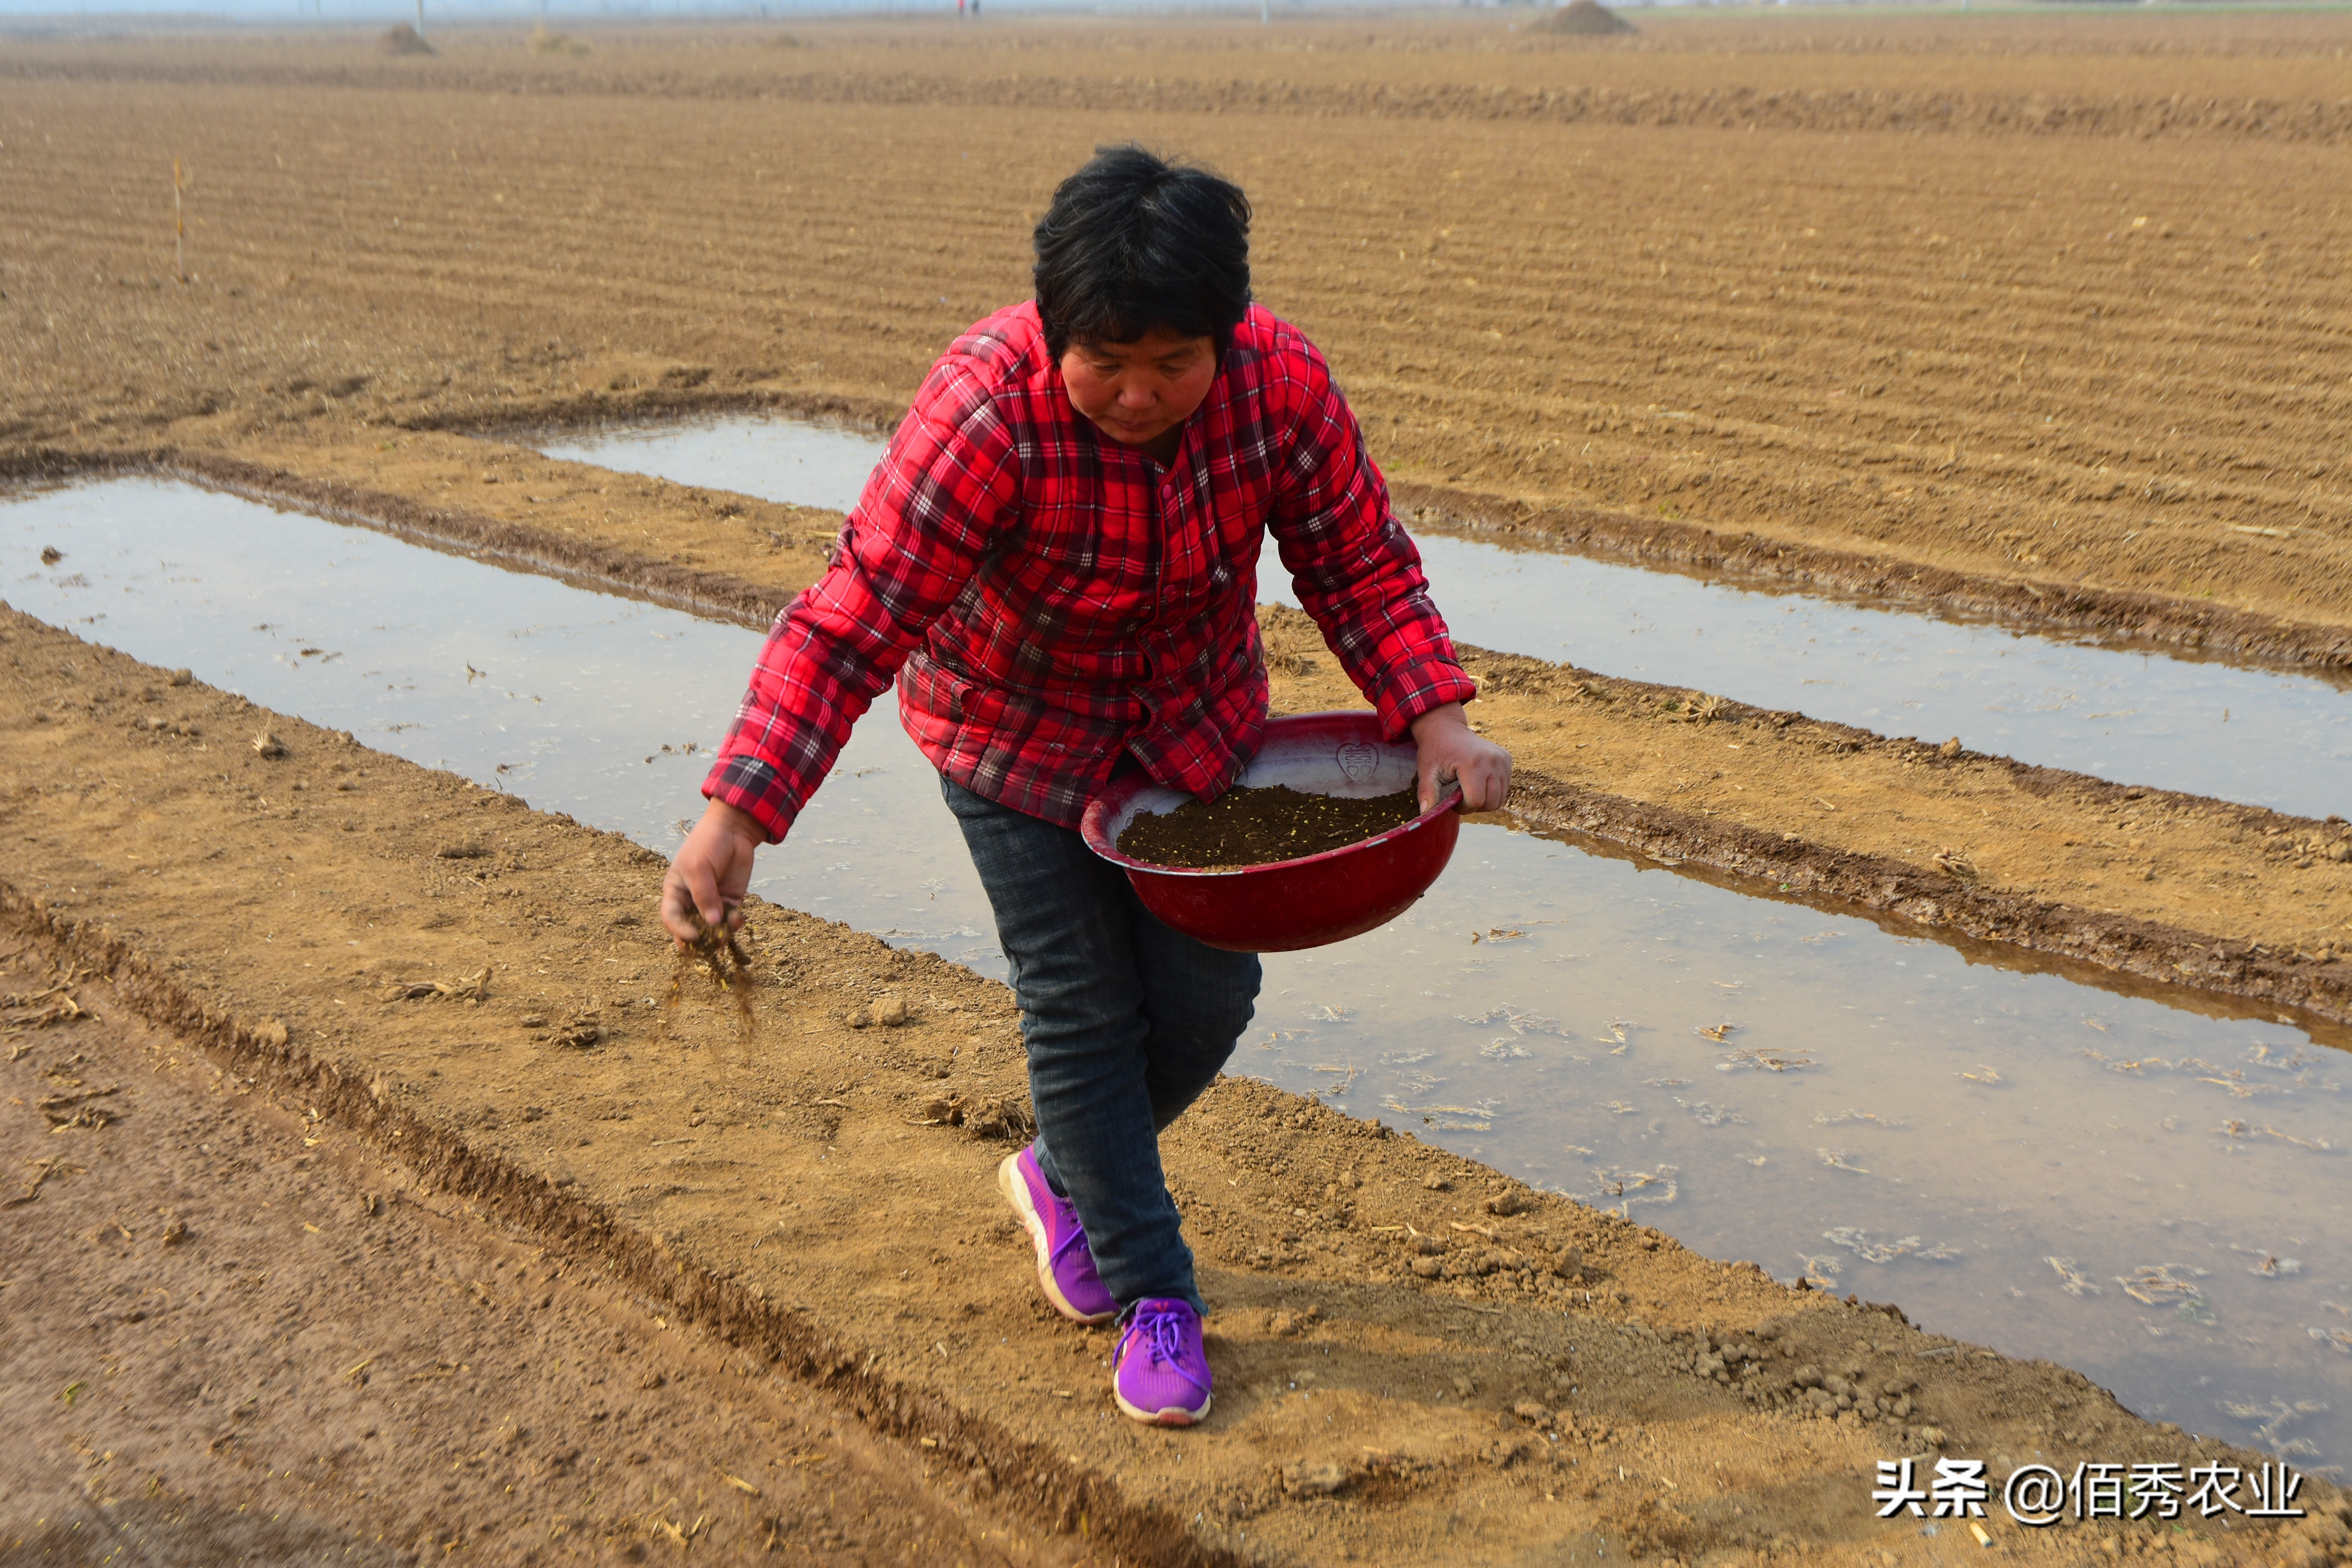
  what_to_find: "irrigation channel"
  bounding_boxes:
[541,415,2352,821]
[9,476,2351,1475]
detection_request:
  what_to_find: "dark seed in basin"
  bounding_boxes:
[1118,784,1423,870]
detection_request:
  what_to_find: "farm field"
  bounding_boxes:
[7,607,2343,1566]
[5,7,2352,1561]
[5,9,2352,635]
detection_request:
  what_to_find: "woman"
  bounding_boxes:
[661,144,1510,1426]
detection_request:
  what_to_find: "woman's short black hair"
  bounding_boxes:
[1033,145,1252,363]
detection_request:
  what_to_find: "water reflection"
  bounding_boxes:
[1,479,1004,979]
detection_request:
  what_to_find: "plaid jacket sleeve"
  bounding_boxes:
[1263,341,1478,738]
[703,359,1019,840]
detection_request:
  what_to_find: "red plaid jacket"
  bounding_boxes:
[705,301,1476,836]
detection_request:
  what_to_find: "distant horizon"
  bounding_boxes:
[0,0,1510,20]
[0,0,2087,24]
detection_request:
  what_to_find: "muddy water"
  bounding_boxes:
[2,479,1008,982]
[9,477,2350,1473]
[1269,535,2352,821]
[537,417,887,515]
[543,415,2352,819]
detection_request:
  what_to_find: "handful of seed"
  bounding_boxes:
[666,911,758,1032]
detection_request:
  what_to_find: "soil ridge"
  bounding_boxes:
[0,959,1067,1564]
[18,439,2346,682]
[5,55,2351,144]
[1504,773,2352,1034]
[1391,479,2352,682]
[0,882,1246,1568]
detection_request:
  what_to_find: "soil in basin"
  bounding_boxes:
[1120,784,1424,869]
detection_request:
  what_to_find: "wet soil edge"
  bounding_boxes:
[1389,479,2352,683]
[431,404,2352,682]
[23,414,2347,684]
[0,885,1245,1568]
[1503,773,2352,1032]
[0,445,802,630]
[1454,642,2352,1028]
[17,447,2349,1025]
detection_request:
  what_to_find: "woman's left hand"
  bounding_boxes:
[1408,702,1512,813]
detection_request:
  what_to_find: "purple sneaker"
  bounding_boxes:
[997,1147,1117,1324]
[1113,1299,1213,1426]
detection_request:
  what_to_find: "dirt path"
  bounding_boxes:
[108,436,2352,1028]
[0,947,1078,1567]
[6,604,2346,1566]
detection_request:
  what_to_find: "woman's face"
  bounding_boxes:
[1059,328,1218,452]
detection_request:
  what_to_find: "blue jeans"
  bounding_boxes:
[942,775,1260,1316]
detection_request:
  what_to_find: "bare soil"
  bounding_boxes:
[1120,786,1424,871]
[0,955,1071,1568]
[6,17,2352,1559]
[5,9,2352,637]
[10,610,2348,1566]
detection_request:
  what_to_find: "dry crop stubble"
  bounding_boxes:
[4,12,2351,627]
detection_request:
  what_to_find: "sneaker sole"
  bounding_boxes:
[1113,1387,1212,1428]
[996,1152,1117,1326]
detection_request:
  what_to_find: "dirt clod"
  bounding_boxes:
[918,1091,1036,1142]
[1282,1459,1350,1497]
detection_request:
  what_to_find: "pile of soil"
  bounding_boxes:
[378,22,434,55]
[1120,783,1422,869]
[1542,0,1636,36]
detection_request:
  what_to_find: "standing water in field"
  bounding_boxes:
[539,414,2352,819]
[536,416,889,515]
[8,475,2350,1473]
[2,479,1005,979]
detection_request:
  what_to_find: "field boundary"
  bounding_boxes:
[431,399,2352,683]
[1390,479,2352,684]
[1504,773,2352,1034]
[5,55,2351,144]
[0,878,1245,1568]
[12,448,2348,1027]
[1438,627,2352,1028]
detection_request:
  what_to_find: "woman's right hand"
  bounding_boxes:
[661,799,769,949]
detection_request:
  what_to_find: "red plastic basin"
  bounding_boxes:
[1080,710,1461,954]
